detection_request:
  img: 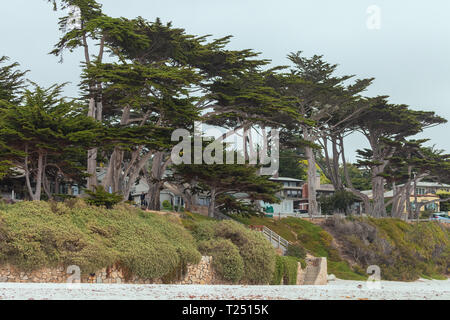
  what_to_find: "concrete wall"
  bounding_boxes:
[299,256,328,285]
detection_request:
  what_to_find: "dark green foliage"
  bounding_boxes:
[184,218,277,284]
[161,200,173,211]
[0,83,102,200]
[190,221,216,242]
[271,256,298,285]
[278,149,307,181]
[354,98,447,217]
[173,154,282,217]
[0,56,27,105]
[213,220,276,284]
[437,190,450,212]
[0,57,27,179]
[319,190,358,215]
[84,186,123,209]
[0,161,10,181]
[216,194,263,217]
[198,238,244,282]
[0,201,201,279]
[286,243,306,260]
[340,164,372,191]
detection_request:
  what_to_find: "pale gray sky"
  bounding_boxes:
[1,0,449,161]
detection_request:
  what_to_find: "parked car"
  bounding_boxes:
[431,214,450,223]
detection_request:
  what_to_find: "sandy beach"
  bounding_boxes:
[0,279,448,300]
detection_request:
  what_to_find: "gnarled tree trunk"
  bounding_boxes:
[305,144,318,217]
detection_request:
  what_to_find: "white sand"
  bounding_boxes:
[0,279,448,300]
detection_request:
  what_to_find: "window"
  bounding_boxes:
[198,197,210,206]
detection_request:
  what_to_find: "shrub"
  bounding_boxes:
[325,216,450,281]
[271,256,298,285]
[162,200,173,211]
[191,221,216,242]
[174,206,184,212]
[0,201,200,280]
[214,220,276,284]
[183,218,277,284]
[84,186,123,209]
[198,238,244,282]
[319,190,357,214]
[286,243,306,260]
[238,215,369,280]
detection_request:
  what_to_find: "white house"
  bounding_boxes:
[260,177,303,216]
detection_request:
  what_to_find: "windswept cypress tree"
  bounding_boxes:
[0,56,28,179]
[48,0,148,190]
[0,56,28,105]
[378,140,450,218]
[355,98,447,217]
[0,83,101,200]
[281,52,366,216]
[172,150,281,218]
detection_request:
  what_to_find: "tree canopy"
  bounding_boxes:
[0,0,447,221]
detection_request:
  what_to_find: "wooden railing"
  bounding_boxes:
[249,225,289,254]
[213,213,291,253]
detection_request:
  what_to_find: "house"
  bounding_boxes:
[361,181,450,215]
[0,174,79,202]
[127,178,187,210]
[407,181,450,195]
[1,165,336,216]
[298,171,335,214]
[260,177,303,216]
[96,168,186,210]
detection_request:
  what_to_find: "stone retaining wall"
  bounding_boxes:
[0,255,328,286]
[0,256,220,285]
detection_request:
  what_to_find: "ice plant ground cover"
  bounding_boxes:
[0,279,448,300]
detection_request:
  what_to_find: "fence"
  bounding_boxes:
[249,225,289,254]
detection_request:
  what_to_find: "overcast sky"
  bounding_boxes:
[1,0,449,161]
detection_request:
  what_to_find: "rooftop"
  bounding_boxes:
[270,177,303,182]
[398,181,450,188]
[317,184,335,192]
[361,189,441,199]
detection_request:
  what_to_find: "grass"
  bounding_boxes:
[179,211,215,230]
[235,215,366,280]
[325,216,450,281]
[369,218,449,280]
[234,215,297,242]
